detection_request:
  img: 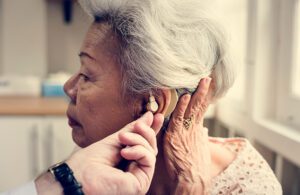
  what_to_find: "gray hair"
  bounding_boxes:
[79,0,235,99]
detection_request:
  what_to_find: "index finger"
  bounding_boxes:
[184,77,211,119]
[168,94,191,132]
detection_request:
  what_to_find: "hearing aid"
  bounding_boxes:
[146,91,159,113]
[146,89,193,116]
[164,89,178,117]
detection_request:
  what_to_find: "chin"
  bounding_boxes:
[72,128,90,148]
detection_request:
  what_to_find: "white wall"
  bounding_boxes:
[0,1,91,77]
[1,0,47,77]
[0,0,3,74]
[46,1,91,74]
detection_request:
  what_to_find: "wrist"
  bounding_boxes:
[65,155,83,185]
[66,151,93,194]
[35,171,63,195]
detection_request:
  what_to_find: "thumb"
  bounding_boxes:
[118,111,154,134]
[136,111,154,127]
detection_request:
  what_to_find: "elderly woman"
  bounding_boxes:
[63,0,282,194]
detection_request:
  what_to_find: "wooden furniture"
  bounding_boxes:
[0,97,75,191]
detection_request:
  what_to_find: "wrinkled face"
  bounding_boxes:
[64,22,136,148]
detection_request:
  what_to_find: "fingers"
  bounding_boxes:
[119,124,158,194]
[136,111,154,127]
[119,113,161,152]
[135,121,158,153]
[184,77,211,119]
[110,112,155,143]
[121,145,156,166]
[151,113,164,134]
[135,111,163,134]
[121,111,154,132]
[119,130,156,154]
[121,145,156,194]
[168,94,191,132]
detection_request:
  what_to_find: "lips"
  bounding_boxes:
[67,111,82,128]
[68,117,82,127]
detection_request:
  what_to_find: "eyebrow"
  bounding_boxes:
[78,52,95,60]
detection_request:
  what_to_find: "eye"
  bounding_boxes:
[79,73,89,82]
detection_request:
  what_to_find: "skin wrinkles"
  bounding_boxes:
[64,22,139,147]
[64,21,236,194]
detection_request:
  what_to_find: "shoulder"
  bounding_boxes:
[208,137,282,194]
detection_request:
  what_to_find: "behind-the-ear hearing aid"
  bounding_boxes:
[165,89,178,117]
[165,88,196,117]
[146,91,159,113]
[145,89,181,116]
[146,89,193,116]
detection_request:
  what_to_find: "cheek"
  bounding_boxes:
[76,88,133,143]
[77,93,109,137]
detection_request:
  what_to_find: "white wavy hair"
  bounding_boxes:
[79,0,235,99]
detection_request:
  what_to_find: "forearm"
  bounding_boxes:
[34,172,63,195]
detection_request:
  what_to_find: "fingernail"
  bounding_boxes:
[122,146,131,152]
[183,94,190,103]
[205,77,212,85]
[184,94,190,101]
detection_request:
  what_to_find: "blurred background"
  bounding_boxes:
[0,0,299,194]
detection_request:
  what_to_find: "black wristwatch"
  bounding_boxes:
[48,162,84,195]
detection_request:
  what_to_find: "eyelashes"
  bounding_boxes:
[79,73,90,82]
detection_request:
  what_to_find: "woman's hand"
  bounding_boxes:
[67,112,164,195]
[163,78,212,195]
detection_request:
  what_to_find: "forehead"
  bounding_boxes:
[81,22,120,57]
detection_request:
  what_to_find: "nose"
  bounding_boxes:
[63,74,79,104]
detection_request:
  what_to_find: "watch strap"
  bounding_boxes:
[48,162,84,195]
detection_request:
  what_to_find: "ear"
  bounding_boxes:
[155,89,178,117]
[132,89,178,118]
